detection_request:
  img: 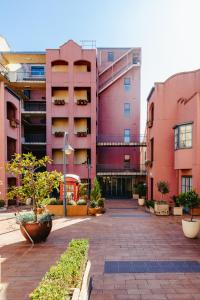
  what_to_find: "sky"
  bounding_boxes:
[1,0,200,134]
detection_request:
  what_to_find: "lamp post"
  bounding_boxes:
[63,132,74,217]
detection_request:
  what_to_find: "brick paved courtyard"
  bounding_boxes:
[1,200,200,300]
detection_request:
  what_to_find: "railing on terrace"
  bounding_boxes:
[23,101,46,112]
[12,71,46,82]
[97,135,146,144]
[24,133,46,143]
[96,164,146,173]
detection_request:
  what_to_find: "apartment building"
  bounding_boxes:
[0,37,145,200]
[147,69,200,201]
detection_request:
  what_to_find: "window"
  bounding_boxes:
[108,51,114,62]
[124,103,131,116]
[124,129,130,143]
[31,66,45,76]
[124,77,131,91]
[174,123,192,149]
[181,176,192,193]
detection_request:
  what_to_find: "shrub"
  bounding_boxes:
[145,199,155,208]
[135,183,147,198]
[16,212,52,224]
[90,200,97,208]
[157,181,169,200]
[0,199,5,208]
[177,190,200,221]
[30,239,89,300]
[67,200,76,206]
[77,199,87,205]
[78,183,88,200]
[97,198,105,208]
[41,198,59,206]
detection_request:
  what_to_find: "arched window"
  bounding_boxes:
[7,102,17,121]
[74,60,91,72]
[51,60,68,72]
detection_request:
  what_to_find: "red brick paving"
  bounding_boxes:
[1,200,200,299]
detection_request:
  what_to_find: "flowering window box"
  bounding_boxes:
[54,99,65,105]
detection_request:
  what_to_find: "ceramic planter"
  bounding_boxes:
[132,194,139,200]
[173,207,183,216]
[20,220,52,243]
[182,219,200,238]
[154,203,169,216]
[138,198,145,206]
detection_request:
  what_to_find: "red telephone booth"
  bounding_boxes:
[60,174,81,202]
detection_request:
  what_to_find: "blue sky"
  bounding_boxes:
[1,0,200,133]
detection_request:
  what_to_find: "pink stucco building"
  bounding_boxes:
[0,38,144,201]
[147,69,200,201]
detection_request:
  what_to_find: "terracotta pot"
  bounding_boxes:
[138,198,145,206]
[20,220,52,243]
[88,207,99,216]
[182,219,200,238]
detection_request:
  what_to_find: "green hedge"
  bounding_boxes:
[30,239,89,300]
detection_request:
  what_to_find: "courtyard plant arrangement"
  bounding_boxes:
[155,181,170,215]
[6,153,62,243]
[30,239,91,300]
[135,183,146,206]
[145,199,155,213]
[172,195,183,216]
[178,190,200,238]
[88,178,105,215]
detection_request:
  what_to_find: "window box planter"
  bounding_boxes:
[54,99,65,105]
[154,202,169,216]
[54,131,65,137]
[173,206,183,216]
[77,131,87,137]
[77,99,88,105]
[46,204,88,216]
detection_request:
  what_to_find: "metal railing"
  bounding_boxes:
[23,101,46,112]
[96,164,146,173]
[14,71,45,81]
[24,133,46,143]
[97,134,146,143]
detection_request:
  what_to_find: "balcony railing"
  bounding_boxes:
[97,135,146,144]
[24,133,46,143]
[96,164,146,173]
[23,101,46,112]
[10,71,45,82]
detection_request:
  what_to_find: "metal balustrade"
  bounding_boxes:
[24,133,46,143]
[23,101,46,112]
[96,164,146,173]
[97,134,146,144]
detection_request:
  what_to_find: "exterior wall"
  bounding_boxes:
[46,40,97,182]
[147,69,200,201]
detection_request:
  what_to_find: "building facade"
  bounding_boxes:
[0,38,144,201]
[147,69,200,201]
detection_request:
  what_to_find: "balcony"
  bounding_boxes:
[22,101,46,113]
[96,164,146,175]
[23,133,46,144]
[10,71,45,82]
[97,135,146,147]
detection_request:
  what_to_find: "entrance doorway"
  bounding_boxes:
[98,176,132,198]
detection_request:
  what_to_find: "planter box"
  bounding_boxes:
[46,205,88,216]
[189,207,200,216]
[173,207,183,216]
[155,203,169,216]
[71,261,92,300]
[132,194,139,200]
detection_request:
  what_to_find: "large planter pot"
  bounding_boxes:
[20,220,52,243]
[46,205,64,216]
[155,203,169,216]
[138,198,145,206]
[88,207,99,216]
[67,205,88,216]
[173,207,183,216]
[182,219,200,238]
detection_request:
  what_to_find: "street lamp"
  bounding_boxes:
[63,132,74,217]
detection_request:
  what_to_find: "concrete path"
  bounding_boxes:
[1,200,200,300]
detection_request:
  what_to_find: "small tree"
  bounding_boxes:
[78,183,88,200]
[6,153,62,221]
[90,177,101,206]
[178,190,200,221]
[157,181,169,201]
[135,183,147,198]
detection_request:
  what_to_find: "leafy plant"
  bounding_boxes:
[6,153,62,222]
[41,198,60,206]
[177,190,200,221]
[145,199,155,208]
[77,199,87,205]
[16,211,52,224]
[157,181,169,200]
[30,239,89,300]
[78,183,88,200]
[67,200,76,206]
[97,198,105,208]
[135,183,147,198]
[90,177,101,207]
[0,199,5,208]
[90,200,97,208]
[172,195,181,207]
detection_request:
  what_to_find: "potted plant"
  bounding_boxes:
[6,153,62,243]
[67,199,88,216]
[172,195,183,216]
[155,181,170,215]
[136,183,146,206]
[145,199,155,213]
[88,178,102,216]
[178,190,200,238]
